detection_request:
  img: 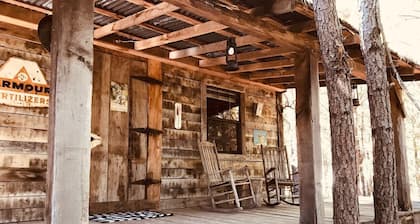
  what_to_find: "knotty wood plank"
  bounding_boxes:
[0,127,47,143]
[0,153,47,169]
[107,55,130,202]
[90,51,111,203]
[0,112,48,130]
[128,77,148,201]
[0,207,44,223]
[146,60,162,203]
[0,168,45,182]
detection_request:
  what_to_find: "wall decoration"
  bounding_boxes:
[0,57,49,107]
[110,81,128,112]
[255,102,264,117]
[253,129,267,146]
[174,102,182,129]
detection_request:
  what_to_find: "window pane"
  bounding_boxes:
[206,86,241,154]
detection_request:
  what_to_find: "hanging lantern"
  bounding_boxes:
[352,83,360,107]
[225,37,239,71]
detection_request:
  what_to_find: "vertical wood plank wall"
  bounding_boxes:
[0,34,280,221]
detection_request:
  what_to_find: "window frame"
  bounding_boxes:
[203,84,245,154]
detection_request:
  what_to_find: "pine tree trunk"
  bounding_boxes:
[359,0,398,223]
[313,0,359,223]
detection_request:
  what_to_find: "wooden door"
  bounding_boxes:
[128,61,162,204]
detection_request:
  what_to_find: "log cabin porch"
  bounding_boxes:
[0,0,419,223]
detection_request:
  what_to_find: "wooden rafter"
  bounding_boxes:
[0,3,284,93]
[94,2,178,39]
[169,35,262,59]
[287,20,316,33]
[0,14,37,30]
[228,59,294,73]
[248,69,295,81]
[134,21,227,50]
[125,0,269,50]
[162,0,314,50]
[199,47,295,67]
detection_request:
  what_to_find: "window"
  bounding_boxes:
[207,86,242,154]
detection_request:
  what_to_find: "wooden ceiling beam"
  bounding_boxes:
[199,47,295,67]
[162,0,315,50]
[125,0,270,51]
[0,14,38,30]
[94,2,178,39]
[134,21,227,50]
[0,8,285,93]
[287,20,316,33]
[228,59,294,73]
[248,69,295,81]
[169,35,262,59]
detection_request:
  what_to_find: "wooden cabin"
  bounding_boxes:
[0,0,419,223]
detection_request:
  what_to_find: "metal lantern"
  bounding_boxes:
[37,15,53,52]
[225,37,239,71]
[352,83,360,107]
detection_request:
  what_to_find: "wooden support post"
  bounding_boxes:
[146,60,162,205]
[276,92,285,149]
[294,51,324,223]
[46,0,94,223]
[390,85,412,211]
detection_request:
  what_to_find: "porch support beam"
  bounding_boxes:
[390,85,412,211]
[47,0,94,223]
[134,21,227,51]
[294,50,324,223]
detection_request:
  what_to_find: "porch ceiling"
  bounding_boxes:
[0,0,419,90]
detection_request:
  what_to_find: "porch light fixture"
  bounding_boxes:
[225,37,239,71]
[352,83,360,107]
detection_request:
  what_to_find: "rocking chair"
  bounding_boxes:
[261,146,299,206]
[199,141,257,210]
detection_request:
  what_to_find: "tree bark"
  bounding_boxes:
[313,0,359,223]
[360,1,398,223]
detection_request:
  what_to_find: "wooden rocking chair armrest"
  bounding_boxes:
[264,167,276,175]
[216,169,233,175]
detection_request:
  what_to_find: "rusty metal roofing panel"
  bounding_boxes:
[20,0,52,9]
[147,15,192,32]
[95,0,144,16]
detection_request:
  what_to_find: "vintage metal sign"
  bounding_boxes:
[0,57,49,107]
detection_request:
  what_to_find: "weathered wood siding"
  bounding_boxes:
[161,65,279,209]
[0,34,280,221]
[0,36,49,223]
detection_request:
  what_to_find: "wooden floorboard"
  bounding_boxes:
[15,199,420,224]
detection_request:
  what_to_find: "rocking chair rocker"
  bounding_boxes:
[199,141,257,210]
[261,146,299,206]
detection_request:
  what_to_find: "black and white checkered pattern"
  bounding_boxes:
[89,211,173,223]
